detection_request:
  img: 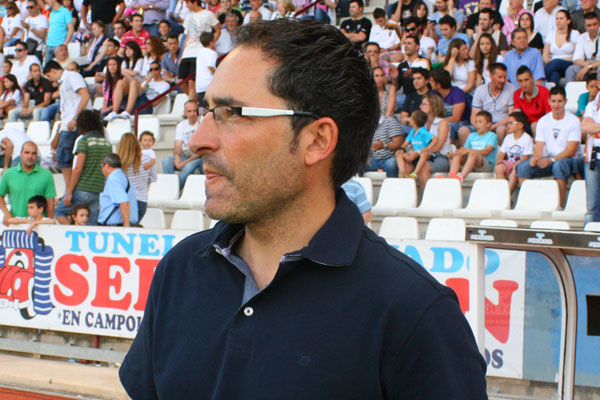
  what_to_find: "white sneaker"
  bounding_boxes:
[118,111,131,119]
[103,111,119,122]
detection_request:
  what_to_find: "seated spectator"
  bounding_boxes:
[92,38,122,84]
[8,63,54,122]
[399,67,431,128]
[44,0,75,66]
[119,13,150,54]
[448,110,498,182]
[374,66,396,117]
[0,74,22,120]
[21,0,48,61]
[389,0,420,26]
[6,195,55,235]
[216,12,238,57]
[369,8,401,52]
[112,19,127,41]
[410,0,429,32]
[517,12,544,51]
[437,15,470,61]
[504,28,545,88]
[467,63,516,145]
[430,0,464,42]
[466,0,502,40]
[341,179,372,224]
[161,34,180,83]
[271,0,295,20]
[513,65,551,134]
[495,111,533,193]
[98,153,138,227]
[403,16,436,61]
[1,2,23,48]
[158,19,172,44]
[534,0,564,42]
[468,8,508,55]
[80,20,108,77]
[365,116,404,177]
[566,12,600,83]
[388,35,429,109]
[195,32,217,104]
[243,0,272,24]
[516,86,582,207]
[576,72,599,117]
[340,0,371,46]
[162,100,204,189]
[248,10,262,23]
[142,36,167,75]
[443,38,476,95]
[473,33,503,86]
[572,0,600,33]
[502,0,529,45]
[396,110,434,178]
[543,10,579,85]
[581,88,600,223]
[430,68,471,143]
[53,44,73,69]
[10,40,40,88]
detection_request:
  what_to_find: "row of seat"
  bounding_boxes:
[140,208,216,231]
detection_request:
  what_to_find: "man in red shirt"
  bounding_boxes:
[119,13,150,53]
[513,65,551,135]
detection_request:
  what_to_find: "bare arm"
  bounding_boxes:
[120,201,130,227]
[582,117,600,134]
[386,86,396,117]
[446,102,465,123]
[2,139,13,171]
[64,22,74,46]
[0,197,13,225]
[64,152,86,206]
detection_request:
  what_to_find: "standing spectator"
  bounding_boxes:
[0,141,56,224]
[503,28,545,88]
[502,0,529,44]
[340,0,372,46]
[242,0,271,24]
[129,0,170,37]
[55,109,112,225]
[495,111,533,193]
[0,74,22,119]
[543,10,579,85]
[1,2,23,47]
[368,8,401,52]
[161,33,180,83]
[81,0,125,38]
[162,100,204,189]
[98,153,138,227]
[566,12,600,83]
[195,32,217,104]
[443,38,476,95]
[10,40,40,88]
[534,0,564,42]
[430,0,465,41]
[119,13,151,53]
[21,0,48,62]
[473,32,503,86]
[44,60,92,188]
[216,12,238,57]
[8,63,54,122]
[513,65,551,134]
[581,90,600,223]
[45,0,75,66]
[365,116,405,177]
[518,12,544,51]
[0,126,32,169]
[571,0,600,33]
[430,68,471,143]
[436,15,470,60]
[516,86,582,207]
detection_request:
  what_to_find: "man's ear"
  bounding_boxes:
[300,117,338,167]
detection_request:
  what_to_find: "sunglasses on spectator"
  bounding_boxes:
[406,27,416,32]
[15,48,26,52]
[26,5,34,8]
[150,67,160,71]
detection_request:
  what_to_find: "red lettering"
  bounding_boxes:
[133,259,159,311]
[90,256,132,311]
[446,278,469,314]
[52,254,90,306]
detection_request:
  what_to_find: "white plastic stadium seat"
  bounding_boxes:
[501,180,560,220]
[530,220,571,230]
[50,120,61,142]
[480,219,518,228]
[162,174,206,210]
[565,81,587,114]
[92,96,105,111]
[372,178,417,216]
[106,118,132,144]
[400,179,462,217]
[67,42,81,58]
[453,179,511,219]
[354,177,373,204]
[53,174,66,198]
[153,95,171,115]
[26,121,51,145]
[171,210,205,231]
[137,117,161,141]
[4,121,25,132]
[584,222,600,231]
[552,180,586,222]
[378,217,420,241]
[140,208,166,229]
[148,174,180,207]
[171,93,189,116]
[425,218,466,241]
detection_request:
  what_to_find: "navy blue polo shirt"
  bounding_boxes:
[119,191,487,399]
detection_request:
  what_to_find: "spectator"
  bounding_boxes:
[98,152,138,227]
[516,86,582,207]
[0,141,56,224]
[443,38,476,95]
[6,195,55,235]
[581,89,600,223]
[243,0,271,24]
[119,13,150,53]
[92,38,122,85]
[216,12,238,57]
[389,0,419,26]
[576,72,599,117]
[390,35,430,104]
[207,0,221,14]
[495,111,533,193]
[430,0,465,41]
[158,19,171,43]
[44,60,92,188]
[467,62,516,144]
[80,20,108,77]
[534,0,564,42]
[341,179,372,224]
[365,116,404,177]
[270,0,294,20]
[437,15,470,60]
[543,10,579,85]
[517,11,544,51]
[161,33,180,82]
[0,126,32,169]
[396,109,434,178]
[120,41,144,83]
[55,109,112,225]
[430,67,471,143]
[53,44,73,69]
[8,63,54,122]
[81,0,125,38]
[112,19,127,41]
[1,2,23,47]
[571,0,600,33]
[368,8,401,52]
[566,12,600,83]
[513,65,551,134]
[70,203,90,225]
[10,40,39,89]
[0,74,22,120]
[411,0,429,30]
[504,28,545,88]
[248,10,262,23]
[374,66,396,117]
[468,8,509,55]
[21,0,48,61]
[466,0,502,40]
[403,16,436,61]
[139,131,156,170]
[340,0,372,46]
[116,133,157,221]
[45,0,75,66]
[129,0,170,37]
[142,36,166,75]
[503,0,529,45]
[399,67,430,128]
[473,32,503,86]
[195,32,217,104]
[162,100,204,189]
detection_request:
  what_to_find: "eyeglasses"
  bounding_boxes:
[199,105,319,125]
[26,5,34,9]
[150,67,160,71]
[15,48,26,52]
[406,27,417,32]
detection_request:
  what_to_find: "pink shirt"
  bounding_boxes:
[503,9,532,45]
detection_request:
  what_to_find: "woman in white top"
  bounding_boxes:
[543,9,579,85]
[443,38,476,95]
[1,2,23,47]
[0,74,22,119]
[121,41,144,83]
[142,36,167,75]
[473,33,503,86]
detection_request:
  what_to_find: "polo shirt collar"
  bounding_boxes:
[520,84,539,99]
[200,189,364,267]
[17,163,40,174]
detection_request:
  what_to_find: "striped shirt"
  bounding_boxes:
[341,180,371,214]
[372,116,403,159]
[75,131,112,194]
[124,152,158,203]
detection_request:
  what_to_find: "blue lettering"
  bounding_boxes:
[465,249,501,275]
[403,245,425,268]
[139,234,160,257]
[430,247,464,273]
[111,233,137,255]
[87,232,110,253]
[65,231,85,252]
[162,235,176,256]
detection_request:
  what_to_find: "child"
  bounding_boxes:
[576,73,599,118]
[448,110,498,182]
[195,31,218,104]
[396,110,435,178]
[139,131,156,170]
[495,111,533,193]
[71,204,90,226]
[6,196,55,235]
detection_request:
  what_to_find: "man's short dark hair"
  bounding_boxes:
[479,7,494,19]
[476,110,493,123]
[586,72,597,83]
[167,33,179,41]
[510,111,529,127]
[430,68,452,89]
[412,67,429,80]
[28,195,47,211]
[405,35,420,46]
[76,109,104,134]
[43,60,62,74]
[584,11,599,21]
[550,85,567,99]
[365,41,380,50]
[439,15,457,29]
[114,19,126,28]
[200,32,214,47]
[234,19,379,187]
[159,19,171,27]
[103,153,122,168]
[349,0,364,8]
[107,38,120,47]
[511,27,527,40]
[29,63,40,71]
[373,8,385,19]
[489,62,507,75]
[131,13,143,21]
[15,40,26,49]
[405,16,421,27]
[516,65,532,77]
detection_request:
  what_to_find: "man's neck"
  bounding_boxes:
[490,83,503,95]
[134,28,142,35]
[416,85,429,95]
[590,31,599,40]
[523,86,534,98]
[405,52,418,63]
[20,163,34,173]
[32,77,40,84]
[552,110,566,119]
[438,87,450,97]
[513,130,524,139]
[52,3,61,10]
[352,14,364,20]
[584,5,596,12]
[516,47,527,55]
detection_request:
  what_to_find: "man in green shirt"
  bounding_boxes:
[0,142,57,224]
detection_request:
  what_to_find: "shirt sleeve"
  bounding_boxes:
[75,137,88,155]
[567,116,582,142]
[107,173,129,205]
[523,135,534,155]
[464,133,473,149]
[487,132,499,148]
[68,72,87,92]
[0,170,9,196]
[531,51,546,81]
[472,87,483,109]
[62,8,72,25]
[573,37,585,61]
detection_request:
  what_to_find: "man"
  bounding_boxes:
[119,19,487,398]
[81,0,125,38]
[468,8,509,57]
[128,0,169,37]
[242,0,271,24]
[44,60,92,188]
[368,8,401,52]
[399,67,431,129]
[10,40,40,88]
[340,0,372,46]
[437,15,470,60]
[21,0,48,61]
[403,16,436,61]
[161,33,180,83]
[55,110,112,225]
[389,0,419,25]
[45,0,74,65]
[52,43,72,70]
[465,63,516,144]
[465,0,502,39]
[430,0,465,41]
[216,12,238,57]
[0,127,34,170]
[513,65,551,134]
[430,67,471,141]
[8,63,54,122]
[248,10,262,23]
[365,115,404,177]
[0,141,56,225]
[119,13,151,53]
[98,153,138,226]
[516,86,582,207]
[392,35,430,101]
[581,89,600,223]
[534,0,564,42]
[112,19,126,41]
[92,38,122,78]
[566,12,600,83]
[162,100,204,189]
[503,28,545,87]
[571,0,600,33]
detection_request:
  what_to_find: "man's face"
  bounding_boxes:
[512,31,528,51]
[15,44,27,60]
[549,94,566,114]
[440,23,454,39]
[189,46,308,223]
[114,23,125,38]
[21,143,37,168]
[250,0,261,10]
[479,0,493,9]
[30,65,41,80]
[365,44,379,58]
[543,0,558,10]
[101,163,110,177]
[349,2,362,18]
[150,63,161,78]
[490,68,506,89]
[435,0,447,12]
[106,41,118,56]
[405,23,419,37]
[404,37,418,55]
[581,0,595,11]
[56,45,67,60]
[27,1,39,15]
[588,80,599,99]
[225,15,238,31]
[412,73,428,90]
[479,13,491,30]
[516,71,533,93]
[167,38,179,54]
[585,17,600,38]
[159,22,170,36]
[375,16,386,27]
[132,16,143,32]
[184,102,199,123]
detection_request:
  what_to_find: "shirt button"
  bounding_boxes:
[243,307,254,317]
